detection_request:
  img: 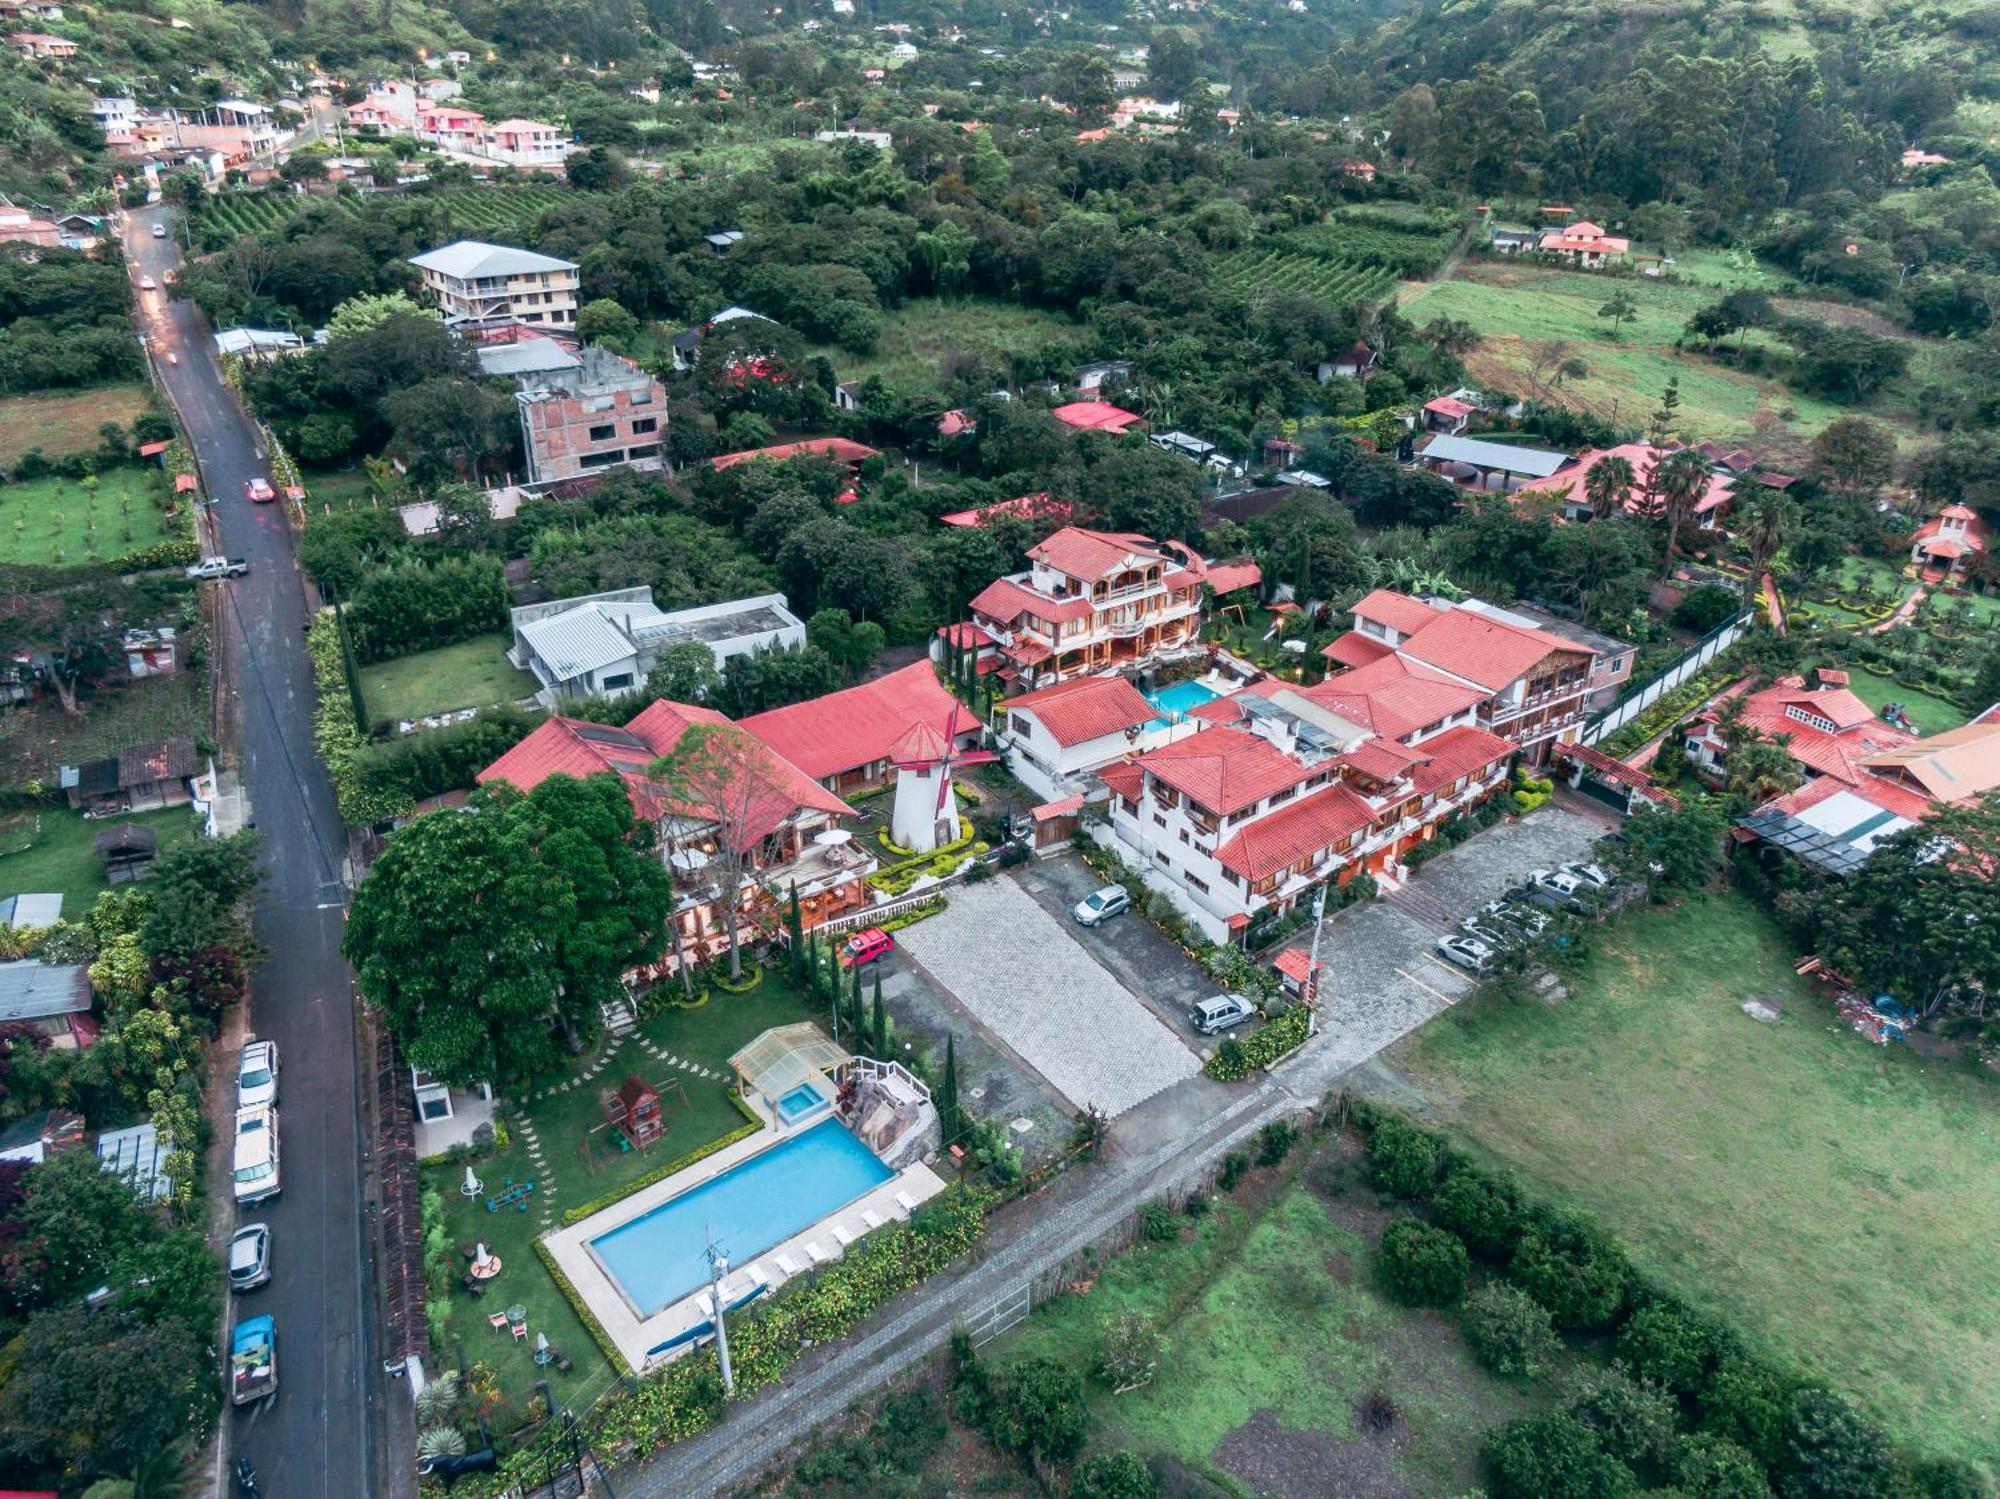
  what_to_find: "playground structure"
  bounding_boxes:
[582,1072,689,1167]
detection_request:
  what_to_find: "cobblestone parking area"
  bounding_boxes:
[896,878,1201,1116]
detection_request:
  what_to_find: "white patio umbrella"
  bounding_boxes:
[535,1331,549,1353]
[460,1164,482,1198]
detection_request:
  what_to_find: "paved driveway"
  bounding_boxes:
[896,878,1201,1116]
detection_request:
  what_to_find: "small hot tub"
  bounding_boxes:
[776,1081,830,1125]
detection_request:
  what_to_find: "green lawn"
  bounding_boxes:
[0,467,178,566]
[804,296,1091,390]
[1405,262,1850,441]
[1837,664,1970,736]
[299,464,383,514]
[0,803,201,916]
[0,385,154,466]
[1395,897,2000,1474]
[424,971,822,1407]
[357,636,538,723]
[993,1159,1558,1495]
[1663,247,1799,293]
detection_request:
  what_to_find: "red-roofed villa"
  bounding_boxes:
[1909,503,1988,581]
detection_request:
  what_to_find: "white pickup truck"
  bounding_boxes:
[185,556,248,581]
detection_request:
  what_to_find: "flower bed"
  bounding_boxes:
[1204,1005,1312,1081]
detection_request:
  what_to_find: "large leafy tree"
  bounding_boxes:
[1816,795,2000,1015]
[343,777,673,1085]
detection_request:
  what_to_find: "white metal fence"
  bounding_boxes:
[1581,610,1751,747]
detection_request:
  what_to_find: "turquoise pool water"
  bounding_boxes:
[1146,678,1222,730]
[588,1119,891,1316]
[776,1081,829,1124]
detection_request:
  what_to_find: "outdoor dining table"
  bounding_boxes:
[504,1304,527,1325]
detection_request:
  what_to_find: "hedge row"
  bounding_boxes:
[1204,1005,1311,1081]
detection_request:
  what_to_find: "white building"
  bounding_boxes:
[509,588,806,704]
[998,675,1159,801]
[408,240,581,330]
[484,118,571,170]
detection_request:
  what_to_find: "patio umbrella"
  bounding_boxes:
[535,1332,549,1353]
[461,1164,482,1197]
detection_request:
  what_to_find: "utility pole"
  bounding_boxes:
[705,1235,734,1396]
[1304,889,1328,1038]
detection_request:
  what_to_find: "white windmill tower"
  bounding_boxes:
[888,703,996,854]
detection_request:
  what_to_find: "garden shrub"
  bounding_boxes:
[1432,1164,1524,1259]
[1670,1433,1774,1499]
[1777,1389,1892,1499]
[1218,1152,1248,1191]
[1898,1459,1988,1499]
[1375,1217,1469,1306]
[1617,1299,1720,1398]
[976,1356,1091,1467]
[1509,1207,1632,1332]
[1141,1201,1179,1243]
[1069,1450,1157,1499]
[1094,1311,1160,1393]
[1484,1410,1638,1499]
[1566,1364,1680,1470]
[1365,1116,1443,1200]
[1202,1007,1310,1080]
[1700,1353,1797,1472]
[1256,1117,1298,1166]
[1462,1282,1561,1377]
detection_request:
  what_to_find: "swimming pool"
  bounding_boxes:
[1145,678,1222,729]
[776,1081,830,1125]
[587,1119,891,1316]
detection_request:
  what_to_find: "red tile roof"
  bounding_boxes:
[938,491,1072,529]
[937,620,996,648]
[1305,656,1488,740]
[1099,760,1145,800]
[1516,442,1733,518]
[1272,948,1324,983]
[968,576,1096,625]
[1396,607,1586,692]
[1322,629,1395,669]
[710,437,879,471]
[739,659,969,782]
[1424,396,1474,420]
[1348,589,1440,637]
[1692,676,1917,787]
[1029,526,1167,579]
[1032,793,1085,821]
[1557,740,1676,806]
[1050,400,1142,433]
[1003,675,1156,747]
[1337,737,1428,783]
[1406,725,1514,797]
[1190,559,1262,596]
[1763,767,1930,825]
[1135,726,1317,816]
[1215,781,1375,881]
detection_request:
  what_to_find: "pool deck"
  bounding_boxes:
[541,1109,947,1374]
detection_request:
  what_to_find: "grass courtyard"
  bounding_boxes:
[802,297,1091,390]
[357,635,537,723]
[0,385,154,466]
[423,971,822,1410]
[0,466,179,566]
[0,803,200,915]
[1837,663,1969,736]
[1393,896,2000,1473]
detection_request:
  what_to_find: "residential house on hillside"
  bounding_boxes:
[1317,342,1377,382]
[506,345,667,484]
[1321,589,1594,763]
[9,32,78,57]
[1537,220,1629,267]
[1098,679,1514,943]
[408,240,581,330]
[938,492,1073,530]
[485,118,570,171]
[1516,441,1736,523]
[478,701,872,963]
[738,659,974,797]
[998,675,1159,801]
[1051,401,1142,434]
[0,960,95,1049]
[1072,359,1133,393]
[1420,395,1475,436]
[508,588,804,703]
[1488,225,1538,253]
[62,737,199,814]
[1684,672,1915,791]
[0,202,60,248]
[960,526,1260,691]
[1462,600,1634,710]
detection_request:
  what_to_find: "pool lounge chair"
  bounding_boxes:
[832,1224,856,1247]
[774,1251,805,1277]
[805,1240,834,1264]
[860,1209,884,1231]
[894,1189,920,1216]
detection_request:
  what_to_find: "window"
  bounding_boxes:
[578,450,622,469]
[588,423,616,441]
[1178,828,1190,844]
[1609,656,1626,673]
[630,417,658,434]
[600,672,634,691]
[1268,784,1297,806]
[628,444,661,460]
[1153,812,1167,829]
[1186,873,1209,893]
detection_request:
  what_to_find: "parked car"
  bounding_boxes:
[138,274,156,290]
[228,1223,272,1291]
[1435,934,1495,972]
[237,1038,279,1108]
[185,556,248,581]
[838,927,894,968]
[1491,906,1550,940]
[232,1106,280,1206]
[1460,919,1512,949]
[1188,993,1257,1035]
[245,477,276,503]
[229,1314,277,1405]
[1561,861,1615,890]
[151,222,167,239]
[1073,885,1130,927]
[1529,869,1594,910]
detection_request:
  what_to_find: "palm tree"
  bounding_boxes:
[1734,486,1800,604]
[1582,455,1637,519]
[1654,448,1714,575]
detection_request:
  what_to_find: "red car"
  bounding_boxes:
[245,477,276,503]
[839,928,895,968]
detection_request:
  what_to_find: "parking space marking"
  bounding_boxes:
[1417,949,1475,983]
[1395,966,1464,1006]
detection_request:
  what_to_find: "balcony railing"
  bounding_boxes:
[1096,578,1165,605]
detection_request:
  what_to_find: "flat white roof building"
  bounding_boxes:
[509,589,806,703]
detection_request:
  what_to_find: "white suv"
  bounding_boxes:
[232,1106,280,1205]
[237,1039,279,1109]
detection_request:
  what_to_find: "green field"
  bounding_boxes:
[300,463,386,513]
[194,184,570,247]
[0,804,200,915]
[1403,262,1850,441]
[1395,896,2000,1474]
[805,296,1091,389]
[1659,247,1799,293]
[0,386,155,466]
[424,974,819,1409]
[0,467,178,566]
[1839,663,1970,736]
[1214,249,1398,309]
[357,635,537,723]
[990,1150,1559,1496]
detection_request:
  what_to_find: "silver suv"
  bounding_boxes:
[1189,993,1257,1035]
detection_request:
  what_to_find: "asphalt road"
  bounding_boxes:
[121,209,388,1499]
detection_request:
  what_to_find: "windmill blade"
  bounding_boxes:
[934,757,952,814]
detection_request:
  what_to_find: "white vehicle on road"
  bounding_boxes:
[237,1038,279,1108]
[1435,934,1495,972]
[232,1105,281,1206]
[1072,885,1130,927]
[138,275,156,291]
[152,222,168,239]
[186,556,248,581]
